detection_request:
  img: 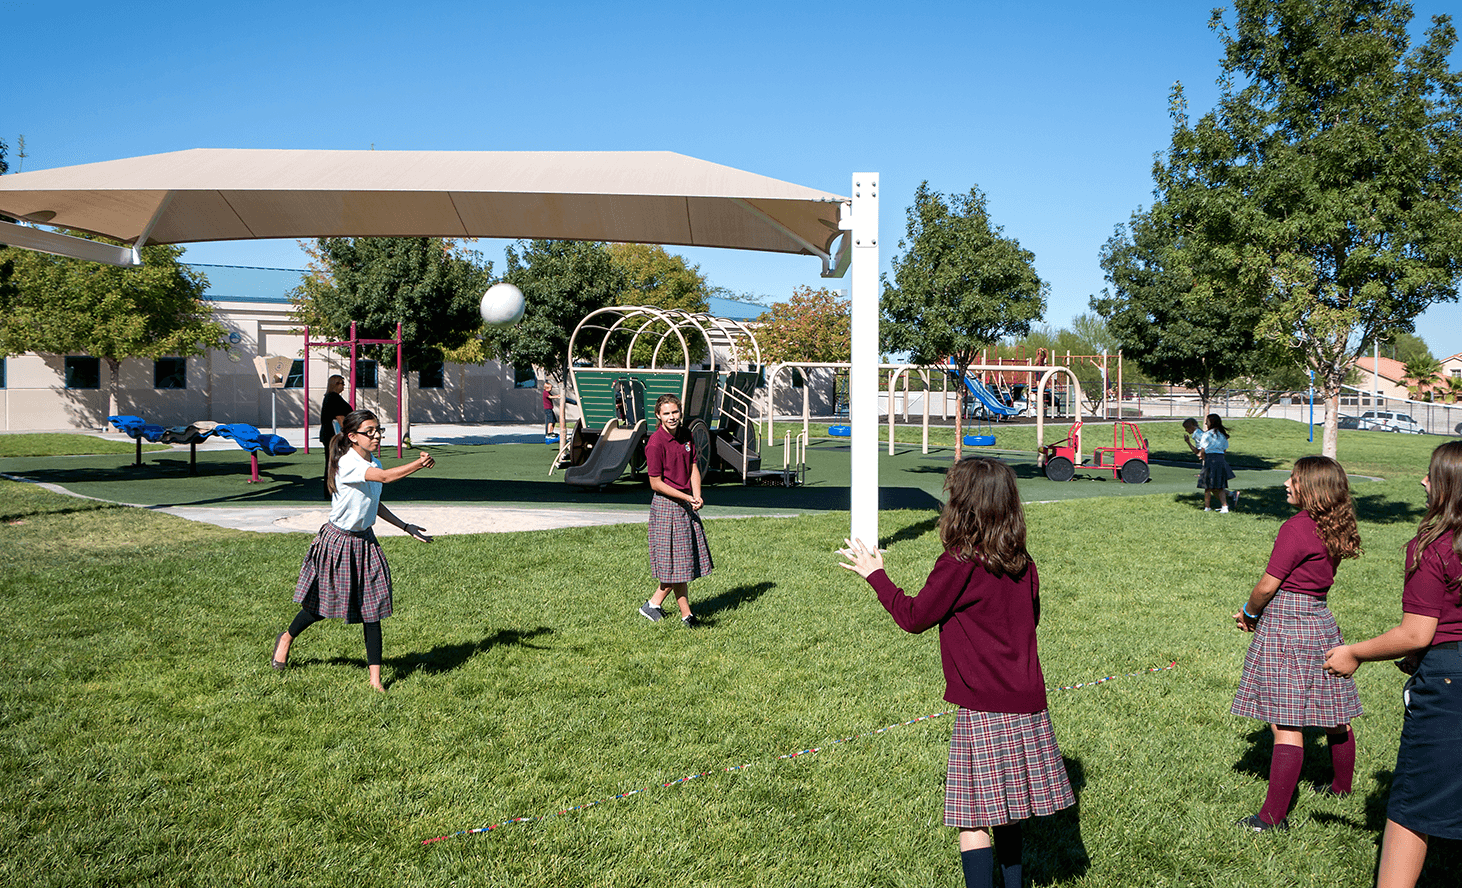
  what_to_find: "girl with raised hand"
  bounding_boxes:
[271,408,435,692]
[1197,413,1238,512]
[1326,440,1462,887]
[839,458,1074,888]
[1231,455,1363,830]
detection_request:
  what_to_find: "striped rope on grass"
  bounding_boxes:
[421,660,1178,845]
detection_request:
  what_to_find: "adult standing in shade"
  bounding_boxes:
[319,374,351,501]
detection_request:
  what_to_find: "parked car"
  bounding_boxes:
[1359,410,1426,434]
[1336,415,1362,430]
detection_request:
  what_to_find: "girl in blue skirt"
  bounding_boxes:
[1327,440,1462,888]
[840,458,1074,888]
[271,409,435,692]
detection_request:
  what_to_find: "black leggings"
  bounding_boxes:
[288,609,382,666]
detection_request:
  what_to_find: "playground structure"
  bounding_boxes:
[764,362,1088,456]
[556,306,804,489]
[301,322,405,459]
[1038,419,1150,483]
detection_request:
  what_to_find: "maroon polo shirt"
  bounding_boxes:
[1265,511,1339,597]
[1403,531,1462,645]
[867,550,1047,714]
[645,424,695,494]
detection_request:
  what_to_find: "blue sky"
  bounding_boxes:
[7,0,1461,359]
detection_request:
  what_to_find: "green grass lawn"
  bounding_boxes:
[0,423,1455,886]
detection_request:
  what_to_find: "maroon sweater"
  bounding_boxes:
[868,550,1048,713]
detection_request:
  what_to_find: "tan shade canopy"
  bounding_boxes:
[0,148,848,264]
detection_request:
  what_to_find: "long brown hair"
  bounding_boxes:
[1205,413,1232,440]
[1407,441,1462,579]
[1290,456,1362,561]
[326,409,378,496]
[939,458,1031,578]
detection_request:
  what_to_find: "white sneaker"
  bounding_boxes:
[1204,507,1213,512]
[1220,507,1230,514]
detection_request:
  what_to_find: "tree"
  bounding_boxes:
[753,286,850,364]
[605,243,712,313]
[882,181,1047,457]
[1402,354,1444,400]
[1139,0,1462,458]
[1092,205,1267,413]
[471,240,626,379]
[0,236,223,419]
[291,237,491,440]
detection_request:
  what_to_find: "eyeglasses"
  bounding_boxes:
[354,428,385,438]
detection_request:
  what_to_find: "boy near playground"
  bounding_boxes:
[839,458,1075,888]
[639,394,712,628]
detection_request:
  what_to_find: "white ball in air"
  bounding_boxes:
[480,283,526,325]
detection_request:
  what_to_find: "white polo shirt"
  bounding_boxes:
[329,449,383,531]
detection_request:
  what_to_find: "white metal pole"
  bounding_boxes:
[847,174,880,546]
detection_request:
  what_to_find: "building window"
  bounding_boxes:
[0,357,5,389]
[154,358,187,389]
[418,359,445,389]
[514,366,538,389]
[1452,368,1461,379]
[284,359,305,389]
[357,360,378,389]
[65,356,101,389]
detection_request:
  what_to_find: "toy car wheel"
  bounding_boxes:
[1121,458,1149,484]
[1045,456,1075,482]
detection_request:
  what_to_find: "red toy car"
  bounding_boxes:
[1039,420,1149,483]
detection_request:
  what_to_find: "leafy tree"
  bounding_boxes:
[0,236,222,418]
[0,137,8,176]
[291,237,491,439]
[605,243,711,313]
[470,240,626,380]
[882,181,1047,456]
[1373,330,1435,366]
[1402,353,1444,400]
[1136,0,1462,458]
[753,286,850,364]
[1092,206,1265,414]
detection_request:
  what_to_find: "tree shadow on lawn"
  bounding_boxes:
[1025,755,1091,885]
[1312,769,1462,884]
[882,515,940,548]
[1232,726,1390,822]
[293,626,554,679]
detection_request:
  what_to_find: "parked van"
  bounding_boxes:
[1359,411,1426,434]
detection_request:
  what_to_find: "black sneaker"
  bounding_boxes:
[1314,785,1351,798]
[639,604,665,622]
[1236,814,1288,832]
[681,614,700,628]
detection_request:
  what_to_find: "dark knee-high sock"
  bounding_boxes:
[1327,728,1355,794]
[991,823,1023,888]
[960,847,994,888]
[1260,743,1303,824]
[288,608,323,638]
[363,621,382,666]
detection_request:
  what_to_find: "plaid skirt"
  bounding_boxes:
[944,708,1076,829]
[1231,589,1361,727]
[1198,452,1235,489]
[293,522,393,623]
[648,494,713,583]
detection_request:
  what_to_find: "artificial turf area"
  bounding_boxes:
[2,421,1457,886]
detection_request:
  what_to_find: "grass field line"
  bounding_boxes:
[422,662,1180,846]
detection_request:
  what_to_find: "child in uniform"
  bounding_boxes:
[271,409,435,692]
[1326,440,1462,888]
[638,394,712,627]
[839,458,1074,888]
[1231,455,1362,829]
[1196,413,1238,512]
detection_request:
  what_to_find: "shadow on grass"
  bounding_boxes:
[1025,755,1090,885]
[292,626,554,678]
[697,581,775,619]
[883,516,940,548]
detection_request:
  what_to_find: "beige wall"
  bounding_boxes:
[0,298,542,432]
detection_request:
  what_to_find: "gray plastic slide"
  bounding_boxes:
[564,418,647,487]
[951,371,1020,417]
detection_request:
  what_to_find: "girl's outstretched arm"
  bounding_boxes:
[375,502,433,542]
[838,538,884,577]
[1324,613,1437,678]
[364,450,435,484]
